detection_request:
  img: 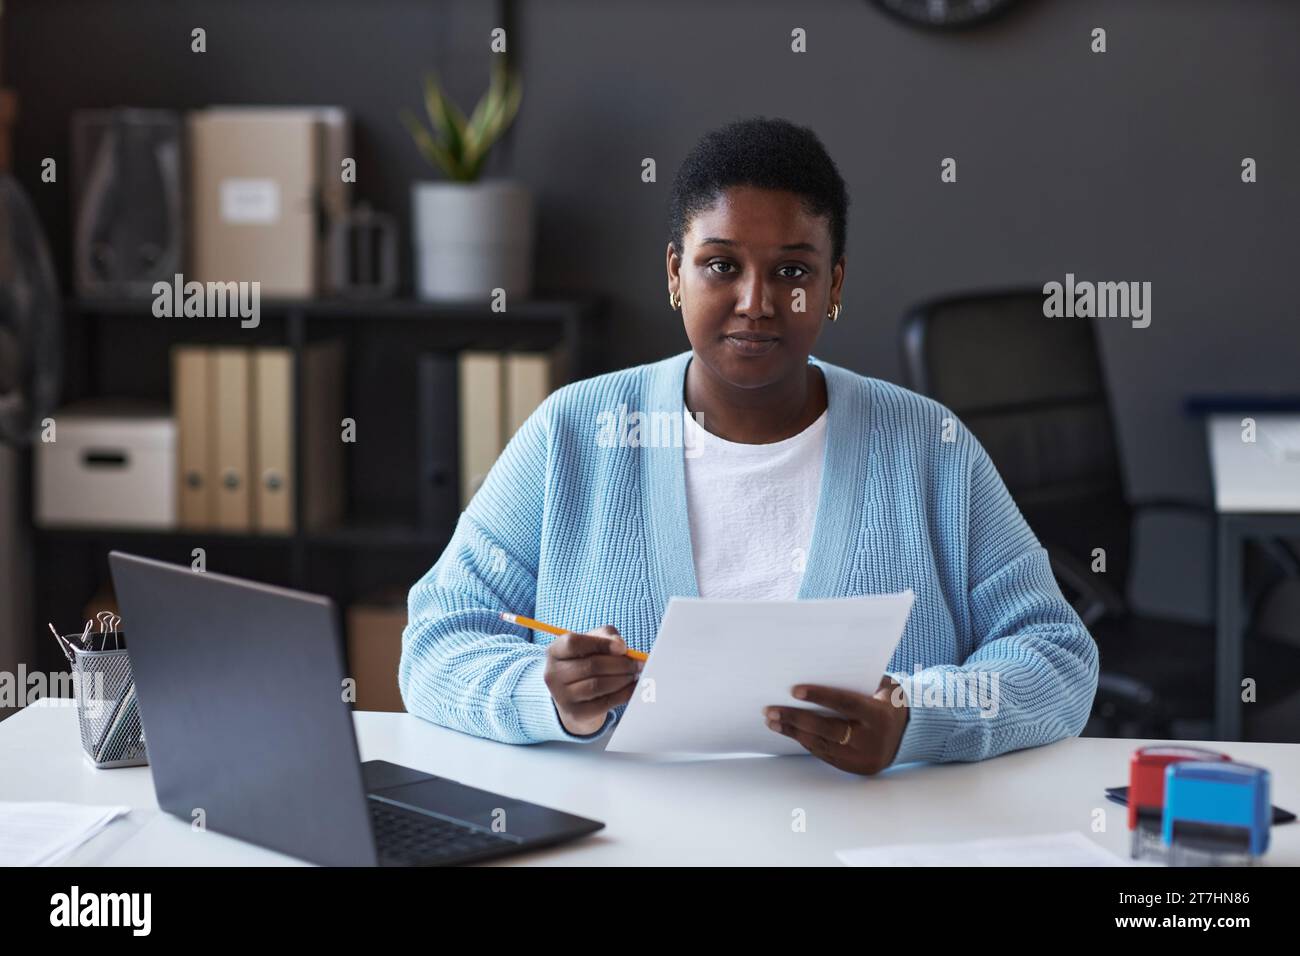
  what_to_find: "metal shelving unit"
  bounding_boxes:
[29,295,605,675]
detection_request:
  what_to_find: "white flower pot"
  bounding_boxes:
[411,180,534,302]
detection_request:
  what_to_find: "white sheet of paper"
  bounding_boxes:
[0,802,131,867]
[836,831,1127,867]
[605,591,914,755]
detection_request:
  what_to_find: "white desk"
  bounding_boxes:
[1206,414,1300,514]
[4,699,1299,866]
[1205,414,1300,740]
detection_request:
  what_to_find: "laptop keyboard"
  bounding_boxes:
[368,798,518,865]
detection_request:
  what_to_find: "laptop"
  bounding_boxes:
[107,551,605,866]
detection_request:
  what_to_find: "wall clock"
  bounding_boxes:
[872,0,1019,30]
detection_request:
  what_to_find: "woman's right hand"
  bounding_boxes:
[544,625,642,736]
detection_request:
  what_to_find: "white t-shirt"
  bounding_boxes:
[682,407,828,600]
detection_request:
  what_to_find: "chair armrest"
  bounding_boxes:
[1133,498,1300,577]
[1044,542,1129,628]
[1128,497,1214,521]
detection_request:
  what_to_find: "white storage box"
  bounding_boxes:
[35,400,177,529]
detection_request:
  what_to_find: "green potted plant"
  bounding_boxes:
[402,59,531,302]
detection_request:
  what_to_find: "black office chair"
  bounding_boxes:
[899,289,1300,740]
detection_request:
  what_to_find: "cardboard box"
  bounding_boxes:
[345,596,408,713]
[35,400,177,529]
[188,107,351,297]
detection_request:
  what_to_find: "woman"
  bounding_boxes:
[400,117,1098,776]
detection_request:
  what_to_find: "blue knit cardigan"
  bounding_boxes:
[400,349,1099,766]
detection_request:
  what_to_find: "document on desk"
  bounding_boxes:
[836,832,1127,867]
[0,802,131,866]
[605,591,914,756]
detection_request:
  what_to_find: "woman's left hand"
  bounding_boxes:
[764,676,909,776]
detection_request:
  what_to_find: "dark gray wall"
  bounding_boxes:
[6,0,1299,621]
[508,0,1299,514]
[5,0,503,293]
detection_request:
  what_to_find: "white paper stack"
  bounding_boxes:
[606,591,914,756]
[0,802,131,866]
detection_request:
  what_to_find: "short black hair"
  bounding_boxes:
[668,117,849,263]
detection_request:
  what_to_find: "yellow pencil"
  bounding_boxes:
[500,612,649,662]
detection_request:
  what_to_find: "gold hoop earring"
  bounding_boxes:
[828,303,841,322]
[669,290,682,310]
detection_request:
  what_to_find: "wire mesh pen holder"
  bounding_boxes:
[70,637,148,769]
